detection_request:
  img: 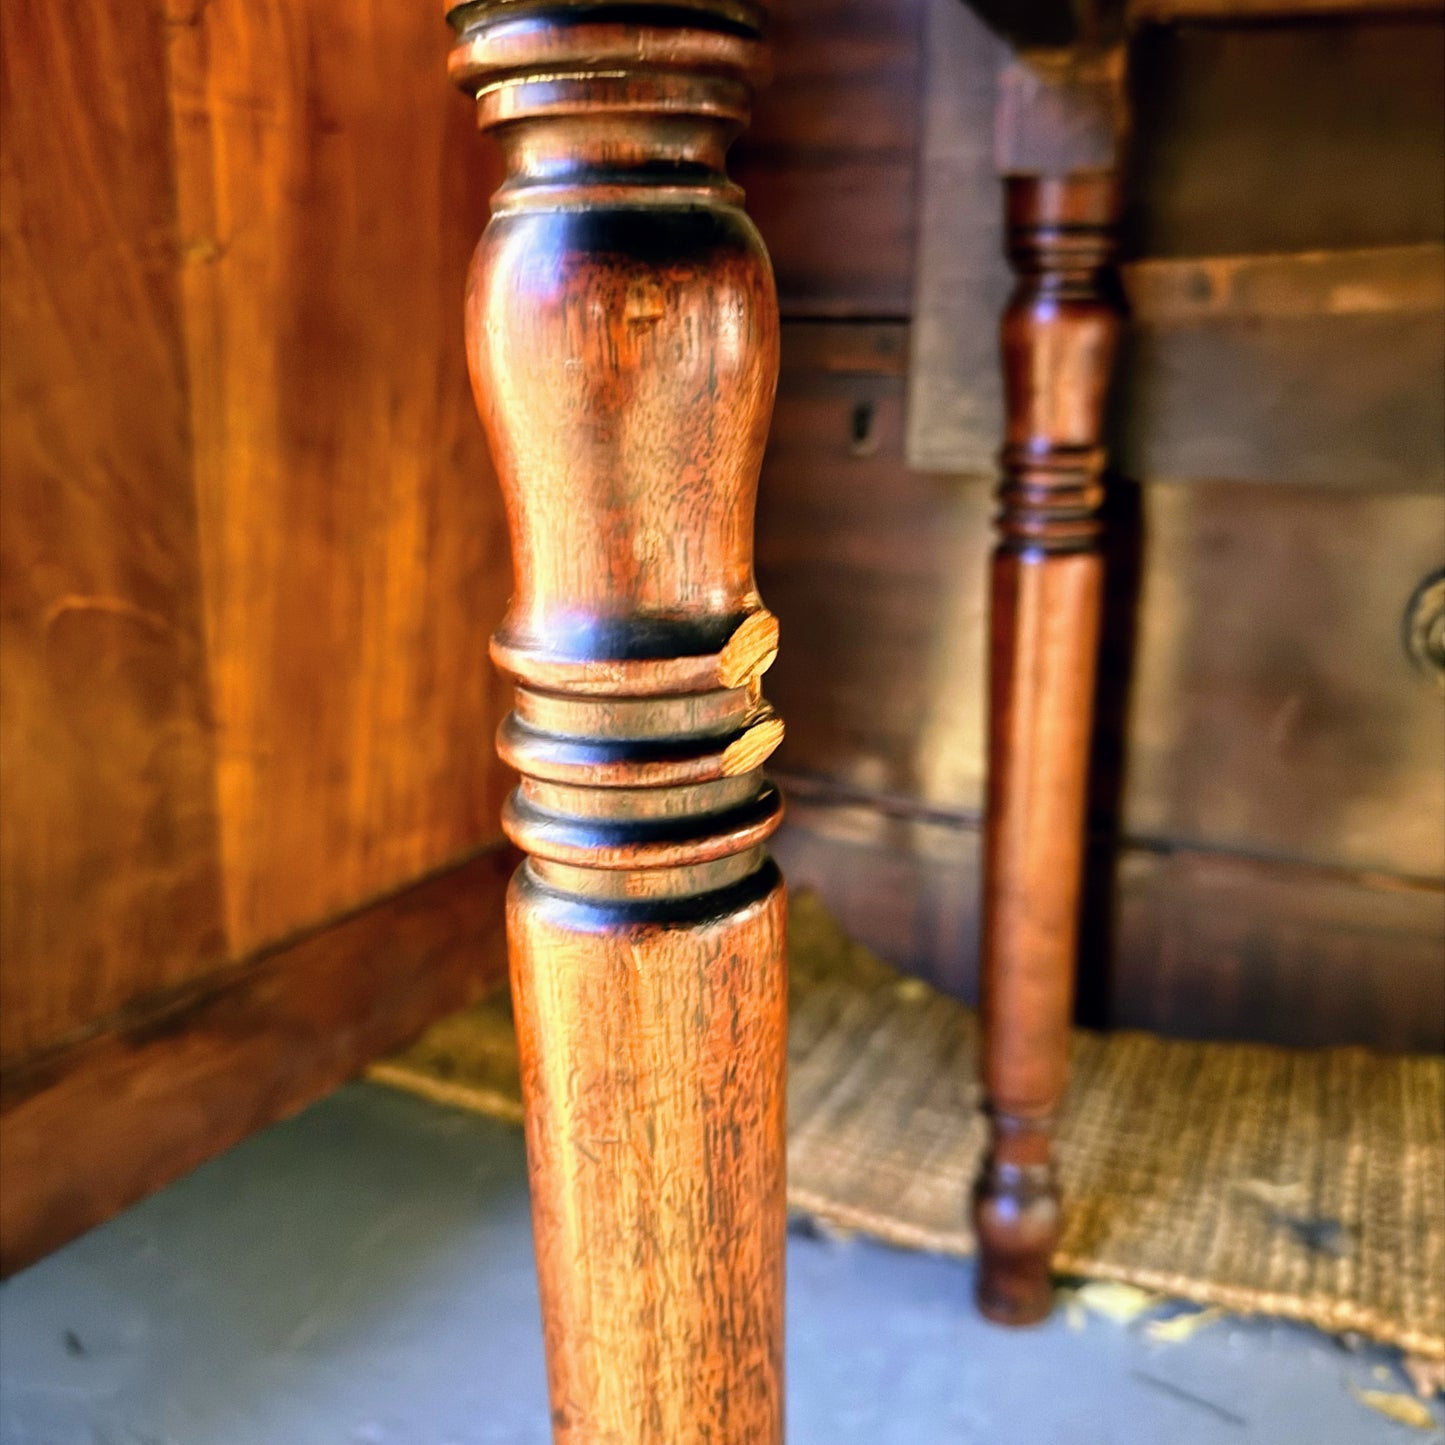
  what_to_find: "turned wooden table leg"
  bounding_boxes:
[448,4,786,1439]
[973,162,1124,1324]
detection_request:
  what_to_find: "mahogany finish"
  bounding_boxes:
[448,2,787,1438]
[974,171,1125,1325]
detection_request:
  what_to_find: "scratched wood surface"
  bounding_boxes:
[510,882,788,1442]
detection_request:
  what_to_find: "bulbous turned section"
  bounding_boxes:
[997,173,1122,556]
[449,0,783,900]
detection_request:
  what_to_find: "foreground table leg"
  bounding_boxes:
[974,164,1124,1326]
[448,3,786,1437]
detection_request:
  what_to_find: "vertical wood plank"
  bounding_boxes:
[0,0,227,1063]
[165,0,513,953]
[904,0,1011,472]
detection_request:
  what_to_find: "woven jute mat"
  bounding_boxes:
[369,890,1445,1359]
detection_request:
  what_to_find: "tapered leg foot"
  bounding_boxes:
[972,1116,1061,1326]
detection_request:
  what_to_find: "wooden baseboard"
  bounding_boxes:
[0,846,515,1275]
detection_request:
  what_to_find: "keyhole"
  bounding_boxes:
[849,400,878,457]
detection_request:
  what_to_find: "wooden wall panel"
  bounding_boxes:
[758,325,992,810]
[1110,248,1445,489]
[903,0,1011,474]
[1107,850,1445,1052]
[760,323,1445,875]
[1121,483,1445,880]
[773,798,1445,1053]
[772,795,982,1001]
[736,0,923,318]
[2,0,1439,1260]
[1125,18,1445,259]
[3,0,521,1262]
[165,0,513,954]
[0,0,226,1064]
[907,7,1445,482]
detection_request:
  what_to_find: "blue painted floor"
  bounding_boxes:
[2,1083,1439,1444]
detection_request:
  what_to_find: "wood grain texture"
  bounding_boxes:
[758,323,992,810]
[1123,243,1445,322]
[736,0,923,317]
[449,2,787,1435]
[165,0,513,954]
[1,0,522,1261]
[1107,850,1445,1050]
[1109,272,1445,491]
[771,790,985,997]
[1116,482,1445,879]
[0,846,514,1276]
[0,0,227,1064]
[510,875,787,1443]
[973,172,1124,1326]
[1124,18,1444,259]
[905,0,1012,472]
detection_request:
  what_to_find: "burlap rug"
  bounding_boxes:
[369,891,1445,1359]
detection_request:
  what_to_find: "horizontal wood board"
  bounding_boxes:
[774,796,1445,1052]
